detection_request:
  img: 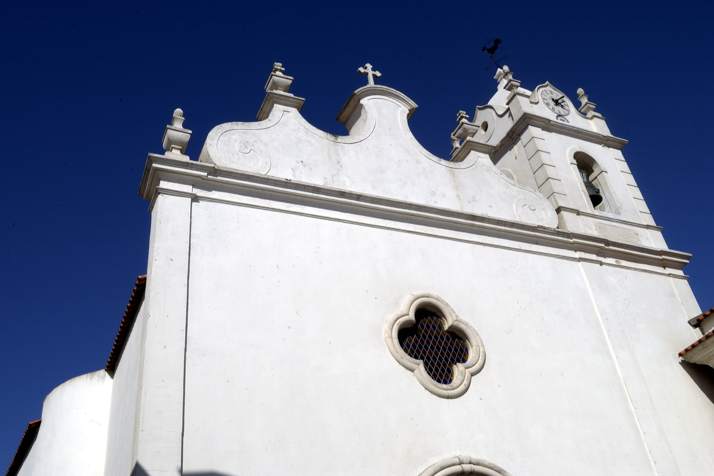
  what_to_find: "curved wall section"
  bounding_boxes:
[18,370,112,476]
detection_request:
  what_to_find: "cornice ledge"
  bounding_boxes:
[451,138,496,162]
[517,113,627,148]
[257,90,305,121]
[568,235,690,268]
[140,156,692,270]
[139,153,212,203]
[484,112,628,162]
[556,206,664,231]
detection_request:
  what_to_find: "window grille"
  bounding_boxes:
[398,308,469,385]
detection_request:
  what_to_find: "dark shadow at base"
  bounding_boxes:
[681,360,714,404]
[184,473,235,476]
[132,462,235,476]
[131,463,150,476]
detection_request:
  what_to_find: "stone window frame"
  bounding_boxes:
[384,293,486,399]
[419,455,511,476]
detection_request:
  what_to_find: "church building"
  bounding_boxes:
[7,62,714,475]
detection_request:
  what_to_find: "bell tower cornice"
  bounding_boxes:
[452,111,628,163]
[451,66,618,160]
[451,65,666,250]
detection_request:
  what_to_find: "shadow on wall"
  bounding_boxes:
[132,463,235,476]
[183,473,235,476]
[681,361,714,405]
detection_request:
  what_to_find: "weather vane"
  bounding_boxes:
[481,37,508,69]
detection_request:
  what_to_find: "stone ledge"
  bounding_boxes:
[139,155,692,273]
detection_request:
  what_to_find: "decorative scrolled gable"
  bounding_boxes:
[198,77,557,228]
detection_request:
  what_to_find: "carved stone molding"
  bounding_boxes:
[419,455,511,476]
[385,293,486,399]
[140,156,692,274]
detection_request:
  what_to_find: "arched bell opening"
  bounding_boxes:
[574,151,604,209]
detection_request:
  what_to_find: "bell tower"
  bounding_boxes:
[451,66,665,249]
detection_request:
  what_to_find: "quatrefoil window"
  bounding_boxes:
[398,309,469,385]
[385,294,486,398]
[419,455,510,476]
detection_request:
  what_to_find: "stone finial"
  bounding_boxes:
[494,65,520,92]
[272,62,285,75]
[170,108,185,127]
[257,61,305,121]
[494,65,511,82]
[450,110,478,153]
[358,63,382,86]
[162,108,192,160]
[576,87,589,105]
[264,61,294,93]
[576,87,598,116]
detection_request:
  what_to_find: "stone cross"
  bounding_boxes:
[358,63,382,85]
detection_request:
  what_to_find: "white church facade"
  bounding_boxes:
[7,63,714,475]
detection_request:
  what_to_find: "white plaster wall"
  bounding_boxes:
[493,143,539,191]
[582,265,714,474]
[132,190,192,476]
[18,370,112,476]
[180,198,713,475]
[104,303,146,476]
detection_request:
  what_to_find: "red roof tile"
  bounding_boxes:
[679,328,714,358]
[5,419,40,476]
[105,275,147,376]
[687,308,714,328]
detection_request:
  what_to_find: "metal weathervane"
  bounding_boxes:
[481,37,508,69]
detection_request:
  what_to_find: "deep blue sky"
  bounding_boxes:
[1,1,713,468]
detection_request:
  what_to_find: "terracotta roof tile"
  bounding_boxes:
[105,275,147,376]
[687,307,714,328]
[5,419,40,476]
[678,328,714,358]
[6,275,147,474]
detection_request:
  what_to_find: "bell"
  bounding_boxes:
[580,169,603,207]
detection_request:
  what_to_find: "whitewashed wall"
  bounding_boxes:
[18,77,709,475]
[134,81,711,475]
[104,303,146,476]
[178,196,713,475]
[18,370,112,476]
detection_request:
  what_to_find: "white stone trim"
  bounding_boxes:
[555,206,661,231]
[419,455,510,476]
[139,156,692,275]
[385,294,486,399]
[459,112,628,165]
